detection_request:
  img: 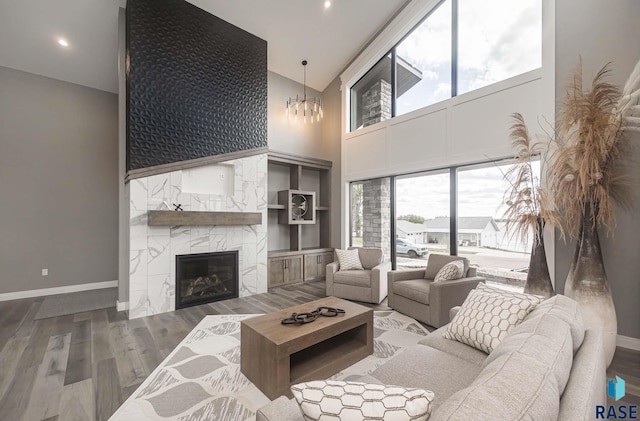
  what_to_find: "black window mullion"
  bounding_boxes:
[348,184,353,248]
[450,167,458,256]
[391,48,397,118]
[390,176,396,269]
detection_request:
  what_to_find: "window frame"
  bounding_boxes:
[348,0,542,133]
[348,156,541,268]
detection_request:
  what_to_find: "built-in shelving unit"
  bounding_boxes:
[267,151,333,288]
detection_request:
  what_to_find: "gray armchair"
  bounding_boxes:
[326,247,391,304]
[387,254,485,328]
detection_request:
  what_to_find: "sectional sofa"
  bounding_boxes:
[256,294,605,421]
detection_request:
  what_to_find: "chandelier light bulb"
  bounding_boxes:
[324,1,332,8]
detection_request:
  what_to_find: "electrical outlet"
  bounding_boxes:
[42,269,48,276]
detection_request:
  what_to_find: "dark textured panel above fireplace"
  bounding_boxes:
[126,0,267,171]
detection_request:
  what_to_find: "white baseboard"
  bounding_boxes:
[617,334,640,351]
[116,300,129,312]
[0,280,118,302]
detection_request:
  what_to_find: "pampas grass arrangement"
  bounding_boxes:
[502,113,558,296]
[549,57,640,367]
[549,58,640,236]
[502,57,640,348]
[502,113,558,246]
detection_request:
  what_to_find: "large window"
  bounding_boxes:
[395,170,451,269]
[395,0,452,115]
[350,158,541,288]
[395,171,450,269]
[457,161,540,286]
[350,55,392,131]
[349,0,542,131]
[458,0,542,94]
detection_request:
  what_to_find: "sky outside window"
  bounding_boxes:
[458,0,542,94]
[395,0,452,116]
[396,161,541,221]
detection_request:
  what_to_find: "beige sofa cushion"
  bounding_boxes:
[371,345,482,410]
[523,294,585,353]
[418,328,487,367]
[392,279,431,304]
[425,254,469,280]
[333,270,372,287]
[432,314,573,421]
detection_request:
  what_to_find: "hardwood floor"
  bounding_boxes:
[0,281,384,421]
[0,281,638,420]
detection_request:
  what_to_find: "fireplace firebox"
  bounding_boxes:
[175,251,239,309]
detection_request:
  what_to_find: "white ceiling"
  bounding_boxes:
[0,0,408,94]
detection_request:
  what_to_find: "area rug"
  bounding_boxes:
[109,311,429,421]
[34,287,117,319]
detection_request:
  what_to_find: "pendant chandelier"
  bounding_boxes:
[286,60,323,123]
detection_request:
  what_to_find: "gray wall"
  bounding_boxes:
[267,70,340,249]
[268,71,323,157]
[118,8,129,304]
[554,0,640,339]
[321,76,343,249]
[0,66,118,294]
[267,70,343,250]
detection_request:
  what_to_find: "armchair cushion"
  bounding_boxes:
[336,248,363,271]
[357,247,383,270]
[393,279,431,305]
[333,270,373,288]
[434,260,464,282]
[425,254,469,280]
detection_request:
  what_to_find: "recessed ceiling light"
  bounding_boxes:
[57,38,69,47]
[324,1,331,8]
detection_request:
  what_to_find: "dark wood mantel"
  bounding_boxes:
[148,210,262,227]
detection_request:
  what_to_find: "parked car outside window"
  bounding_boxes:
[396,238,429,258]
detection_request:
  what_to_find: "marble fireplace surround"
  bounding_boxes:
[128,153,268,319]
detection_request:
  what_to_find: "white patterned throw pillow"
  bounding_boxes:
[335,249,364,271]
[291,380,434,421]
[443,284,544,353]
[433,260,464,282]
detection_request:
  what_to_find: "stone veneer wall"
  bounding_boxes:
[128,153,268,319]
[362,178,391,261]
[362,80,391,127]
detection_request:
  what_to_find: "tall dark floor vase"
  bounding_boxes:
[564,204,617,367]
[524,218,554,298]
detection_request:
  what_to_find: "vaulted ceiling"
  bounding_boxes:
[0,0,408,93]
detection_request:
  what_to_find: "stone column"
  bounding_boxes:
[362,80,392,127]
[362,178,391,261]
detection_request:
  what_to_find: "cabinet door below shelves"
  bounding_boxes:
[304,252,336,282]
[268,256,303,288]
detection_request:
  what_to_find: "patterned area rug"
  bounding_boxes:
[109,311,429,421]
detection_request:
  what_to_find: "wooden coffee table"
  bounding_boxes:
[240,296,373,400]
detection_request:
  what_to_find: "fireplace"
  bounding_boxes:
[175,251,239,309]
